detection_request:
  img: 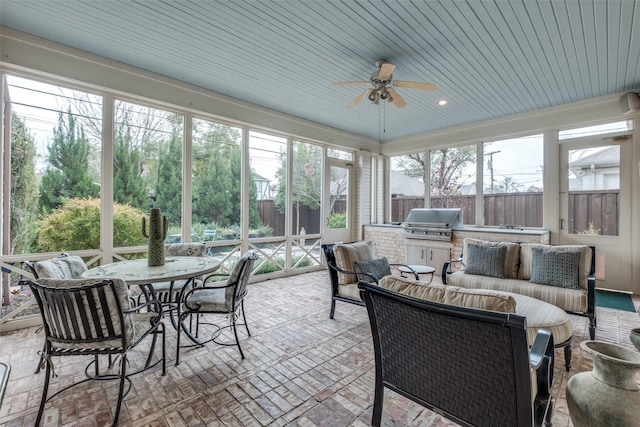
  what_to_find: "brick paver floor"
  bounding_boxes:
[1,270,639,426]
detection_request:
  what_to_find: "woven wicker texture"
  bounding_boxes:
[367,288,534,426]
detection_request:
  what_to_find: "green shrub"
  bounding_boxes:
[329,212,346,229]
[38,198,147,252]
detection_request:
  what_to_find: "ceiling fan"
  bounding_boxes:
[331,59,436,108]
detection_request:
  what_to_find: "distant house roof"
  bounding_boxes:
[570,145,620,169]
[390,171,425,196]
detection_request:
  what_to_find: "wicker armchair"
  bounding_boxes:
[359,281,555,427]
[24,277,166,426]
[322,241,419,319]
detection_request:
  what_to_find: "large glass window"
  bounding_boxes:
[7,75,103,254]
[568,145,620,236]
[429,146,477,225]
[114,101,183,245]
[191,118,242,245]
[290,141,322,236]
[389,154,426,222]
[249,131,287,238]
[483,135,543,228]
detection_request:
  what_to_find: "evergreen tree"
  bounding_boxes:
[113,122,148,209]
[39,109,99,212]
[9,113,39,254]
[154,117,183,224]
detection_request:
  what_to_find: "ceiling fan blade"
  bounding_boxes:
[378,62,396,80]
[387,88,407,108]
[393,80,436,91]
[331,81,370,86]
[348,89,371,108]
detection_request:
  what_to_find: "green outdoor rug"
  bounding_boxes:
[596,290,637,312]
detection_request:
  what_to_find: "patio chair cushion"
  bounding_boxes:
[37,278,136,349]
[379,276,517,313]
[34,255,88,279]
[334,240,375,285]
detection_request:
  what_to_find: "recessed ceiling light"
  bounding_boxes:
[437,99,448,106]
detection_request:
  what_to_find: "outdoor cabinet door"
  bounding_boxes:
[406,245,450,272]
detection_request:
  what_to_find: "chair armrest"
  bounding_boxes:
[328,261,380,284]
[530,329,554,396]
[441,257,463,285]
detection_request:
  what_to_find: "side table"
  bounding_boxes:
[398,265,436,284]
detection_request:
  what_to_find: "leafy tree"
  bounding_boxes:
[493,176,523,193]
[430,147,476,207]
[396,148,476,208]
[274,142,322,223]
[154,116,183,225]
[9,113,39,254]
[192,122,261,229]
[113,122,149,209]
[37,198,147,251]
[39,110,99,212]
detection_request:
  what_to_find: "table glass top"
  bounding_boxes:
[82,256,220,284]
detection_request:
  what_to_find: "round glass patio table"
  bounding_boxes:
[82,256,220,285]
[82,256,221,342]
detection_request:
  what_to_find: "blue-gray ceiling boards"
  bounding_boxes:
[2,0,639,141]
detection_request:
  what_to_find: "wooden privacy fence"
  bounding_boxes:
[391,190,619,235]
[257,191,619,236]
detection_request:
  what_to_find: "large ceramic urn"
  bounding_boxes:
[566,340,640,427]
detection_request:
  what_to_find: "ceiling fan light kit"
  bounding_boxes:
[332,59,436,108]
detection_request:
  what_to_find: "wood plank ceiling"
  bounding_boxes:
[1,0,639,142]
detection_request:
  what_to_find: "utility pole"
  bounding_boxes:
[485,151,501,193]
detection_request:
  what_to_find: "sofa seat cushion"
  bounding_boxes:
[446,271,588,313]
[379,276,516,313]
[507,292,573,346]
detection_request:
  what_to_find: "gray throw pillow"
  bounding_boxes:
[354,257,392,283]
[530,247,580,289]
[464,244,506,278]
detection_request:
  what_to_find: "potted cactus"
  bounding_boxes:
[142,208,168,266]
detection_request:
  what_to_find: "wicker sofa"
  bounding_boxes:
[442,238,596,339]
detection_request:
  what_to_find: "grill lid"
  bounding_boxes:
[403,208,463,228]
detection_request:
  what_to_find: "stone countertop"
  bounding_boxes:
[364,223,549,236]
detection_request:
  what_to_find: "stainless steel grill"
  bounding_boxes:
[403,208,463,241]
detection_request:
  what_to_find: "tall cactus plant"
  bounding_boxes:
[142,208,168,266]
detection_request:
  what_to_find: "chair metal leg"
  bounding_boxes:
[35,358,52,426]
[330,297,336,319]
[232,316,245,359]
[241,299,251,336]
[113,354,127,426]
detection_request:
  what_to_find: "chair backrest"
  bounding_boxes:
[359,282,539,427]
[225,251,259,303]
[26,278,134,351]
[165,243,207,257]
[321,243,339,295]
[32,254,88,279]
